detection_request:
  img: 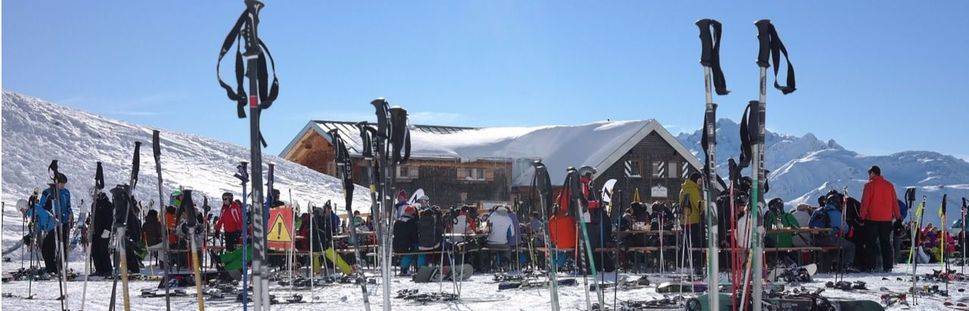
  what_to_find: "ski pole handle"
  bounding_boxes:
[132,141,142,179]
[755,19,772,68]
[152,130,161,158]
[695,19,720,67]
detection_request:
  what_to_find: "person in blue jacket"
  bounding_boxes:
[24,173,73,274]
[809,191,856,272]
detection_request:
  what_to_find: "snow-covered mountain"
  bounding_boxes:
[677,119,969,225]
[1,91,370,215]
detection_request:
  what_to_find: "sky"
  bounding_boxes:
[4,1,968,159]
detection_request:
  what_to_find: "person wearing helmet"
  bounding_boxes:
[214,192,244,251]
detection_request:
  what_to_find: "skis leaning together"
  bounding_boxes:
[108,141,142,311]
[330,129,373,311]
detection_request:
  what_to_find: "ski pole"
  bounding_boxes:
[150,131,173,311]
[234,162,250,310]
[217,1,279,308]
[962,197,966,274]
[696,18,727,310]
[48,160,69,311]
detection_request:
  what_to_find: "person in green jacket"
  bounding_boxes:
[765,198,802,265]
[765,198,801,247]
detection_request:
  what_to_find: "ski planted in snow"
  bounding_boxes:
[108,141,142,311]
[47,160,69,310]
[531,161,561,311]
[151,130,173,311]
[330,129,373,311]
[81,162,106,311]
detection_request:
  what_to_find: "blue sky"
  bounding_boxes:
[4,1,968,159]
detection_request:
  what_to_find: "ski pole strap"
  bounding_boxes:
[755,19,796,94]
[217,0,279,117]
[696,19,729,95]
[738,103,753,169]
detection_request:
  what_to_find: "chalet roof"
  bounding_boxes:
[280,120,705,186]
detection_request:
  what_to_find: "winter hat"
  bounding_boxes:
[404,206,416,215]
[55,173,68,184]
[768,198,784,212]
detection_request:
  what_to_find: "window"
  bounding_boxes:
[652,161,668,178]
[458,168,486,181]
[668,161,678,179]
[624,160,642,178]
[396,165,419,179]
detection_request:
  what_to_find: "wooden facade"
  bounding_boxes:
[594,131,699,205]
[282,126,512,208]
[283,119,705,211]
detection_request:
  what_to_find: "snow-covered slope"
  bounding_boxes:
[677,119,969,225]
[1,91,370,215]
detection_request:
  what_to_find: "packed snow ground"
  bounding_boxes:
[2,260,966,310]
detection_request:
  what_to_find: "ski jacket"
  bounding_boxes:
[32,187,73,226]
[24,202,55,232]
[392,214,419,252]
[313,211,337,250]
[765,210,800,247]
[579,176,600,210]
[791,204,814,228]
[165,207,178,244]
[809,202,845,236]
[142,210,163,246]
[487,209,514,246]
[678,179,703,225]
[548,214,577,249]
[860,175,900,221]
[508,210,522,247]
[215,201,244,233]
[92,192,114,241]
[417,208,444,249]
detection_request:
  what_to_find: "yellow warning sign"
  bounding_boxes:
[267,206,294,250]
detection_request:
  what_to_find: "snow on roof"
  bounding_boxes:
[281,119,703,186]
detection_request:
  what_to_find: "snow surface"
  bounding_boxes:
[2,259,966,310]
[677,119,969,225]
[1,91,371,217]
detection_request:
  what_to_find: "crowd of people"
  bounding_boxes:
[13,165,966,282]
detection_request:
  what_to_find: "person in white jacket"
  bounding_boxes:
[486,206,515,271]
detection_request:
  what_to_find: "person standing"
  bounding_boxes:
[26,173,73,274]
[678,173,704,274]
[214,193,243,251]
[859,165,901,272]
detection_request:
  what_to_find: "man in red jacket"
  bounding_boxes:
[214,192,244,251]
[860,166,900,272]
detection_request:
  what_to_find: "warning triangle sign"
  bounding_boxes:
[268,213,292,243]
